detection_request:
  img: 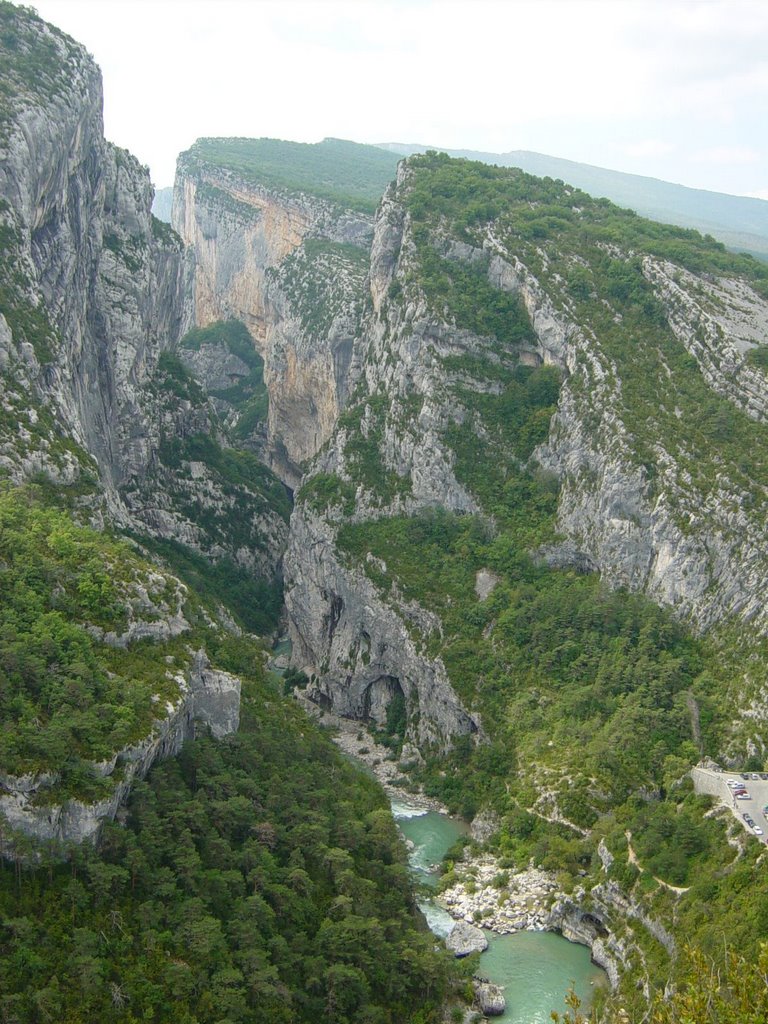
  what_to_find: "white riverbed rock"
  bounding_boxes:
[446,921,488,957]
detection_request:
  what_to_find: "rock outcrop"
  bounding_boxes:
[0,651,240,851]
[285,508,478,749]
[0,13,188,501]
[446,921,488,957]
[473,979,506,1016]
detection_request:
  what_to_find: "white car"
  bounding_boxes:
[754,826,764,836]
[737,792,751,799]
[727,780,742,788]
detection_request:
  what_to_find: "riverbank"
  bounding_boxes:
[439,853,560,933]
[290,690,613,1016]
[436,846,623,992]
[293,691,449,812]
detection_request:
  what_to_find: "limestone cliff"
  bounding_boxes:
[0,649,241,851]
[284,154,768,755]
[0,5,284,853]
[0,4,288,590]
[172,145,374,484]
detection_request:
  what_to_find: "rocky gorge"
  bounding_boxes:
[3,3,768,1019]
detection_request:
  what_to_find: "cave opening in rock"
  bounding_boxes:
[361,675,406,737]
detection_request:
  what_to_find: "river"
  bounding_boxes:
[392,799,607,1023]
[272,639,607,1020]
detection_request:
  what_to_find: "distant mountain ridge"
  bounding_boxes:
[379,143,768,260]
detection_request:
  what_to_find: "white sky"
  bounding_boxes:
[28,0,768,199]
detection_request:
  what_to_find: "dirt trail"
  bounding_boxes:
[624,830,691,894]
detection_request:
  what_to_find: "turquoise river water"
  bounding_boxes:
[392,799,607,1023]
[272,639,606,1021]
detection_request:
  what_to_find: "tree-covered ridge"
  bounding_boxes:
[338,509,719,817]
[0,487,188,781]
[180,137,400,213]
[402,152,768,521]
[0,643,461,1024]
[404,151,768,289]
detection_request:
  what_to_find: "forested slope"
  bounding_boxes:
[285,152,768,1015]
[0,636,458,1024]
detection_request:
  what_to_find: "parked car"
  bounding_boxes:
[727,780,741,788]
[737,792,751,800]
[740,773,751,780]
[760,773,768,781]
[754,826,764,836]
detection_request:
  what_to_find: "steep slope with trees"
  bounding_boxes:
[284,152,768,1013]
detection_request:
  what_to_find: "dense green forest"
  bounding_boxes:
[0,634,461,1023]
[0,488,187,787]
[179,137,399,213]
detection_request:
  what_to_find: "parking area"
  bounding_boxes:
[691,765,768,843]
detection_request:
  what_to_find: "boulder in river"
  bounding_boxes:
[474,978,506,1016]
[446,920,488,956]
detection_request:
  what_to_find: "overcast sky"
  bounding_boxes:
[29,0,768,199]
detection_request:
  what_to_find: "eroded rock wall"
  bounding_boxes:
[172,160,373,481]
[0,651,240,850]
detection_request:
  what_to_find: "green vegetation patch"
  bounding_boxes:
[155,352,206,404]
[135,535,282,636]
[102,232,146,274]
[158,433,290,523]
[745,345,768,370]
[0,2,83,141]
[297,472,356,516]
[444,362,562,538]
[414,245,536,351]
[338,508,723,820]
[0,487,187,780]
[182,136,400,213]
[181,319,260,369]
[273,238,369,340]
[180,319,269,436]
[337,393,411,506]
[0,639,462,1023]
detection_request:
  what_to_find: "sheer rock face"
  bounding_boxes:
[0,11,287,574]
[285,509,479,749]
[0,11,276,854]
[535,268,768,634]
[1,30,189,502]
[284,159,768,749]
[172,163,372,483]
[0,652,240,850]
